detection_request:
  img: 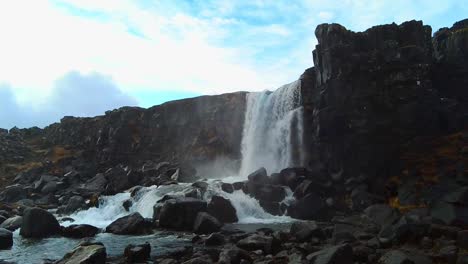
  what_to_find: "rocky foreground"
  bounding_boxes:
[0,18,467,264]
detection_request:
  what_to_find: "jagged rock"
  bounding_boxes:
[82,173,108,196]
[20,207,61,238]
[124,243,151,263]
[193,212,222,234]
[0,216,22,231]
[244,182,286,202]
[232,182,244,191]
[158,198,207,230]
[290,221,325,242]
[61,224,99,238]
[0,228,13,250]
[104,166,130,195]
[378,250,415,264]
[276,167,308,190]
[306,244,353,264]
[207,195,238,223]
[41,181,58,194]
[105,213,152,235]
[57,243,106,264]
[247,167,269,184]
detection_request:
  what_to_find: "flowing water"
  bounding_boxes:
[239,80,304,177]
[0,80,304,263]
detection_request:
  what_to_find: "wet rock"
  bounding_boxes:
[61,224,99,238]
[207,195,238,223]
[82,173,108,196]
[20,207,61,238]
[104,166,131,195]
[0,216,6,225]
[0,185,27,203]
[290,221,325,242]
[0,216,22,231]
[237,233,277,254]
[306,244,353,264]
[158,198,207,230]
[278,167,308,190]
[124,243,151,263]
[232,182,244,191]
[193,212,222,234]
[244,182,286,202]
[122,199,133,211]
[0,228,13,250]
[218,246,252,264]
[57,243,106,264]
[221,183,234,194]
[259,200,283,216]
[58,196,86,215]
[429,224,460,239]
[105,213,152,235]
[353,245,374,262]
[247,168,269,184]
[205,233,225,246]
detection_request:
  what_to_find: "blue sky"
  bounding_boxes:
[0,0,466,128]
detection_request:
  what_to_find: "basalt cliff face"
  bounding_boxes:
[300,19,467,199]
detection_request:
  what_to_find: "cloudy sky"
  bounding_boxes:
[0,0,466,129]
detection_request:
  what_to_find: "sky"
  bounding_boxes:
[0,0,466,129]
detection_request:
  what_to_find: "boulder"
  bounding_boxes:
[205,233,226,246]
[244,182,286,202]
[306,244,353,264]
[378,250,415,264]
[105,213,152,235]
[0,216,23,231]
[247,167,269,184]
[105,166,131,194]
[0,228,13,250]
[41,181,58,194]
[364,204,401,228]
[58,195,86,215]
[124,243,151,263]
[221,183,234,194]
[277,167,308,190]
[287,192,329,220]
[232,182,244,191]
[458,230,468,249]
[193,212,222,234]
[207,196,238,223]
[20,207,61,238]
[290,221,325,242]
[236,233,277,254]
[158,198,207,230]
[61,224,99,238]
[0,215,6,225]
[218,246,252,264]
[0,185,27,203]
[82,173,108,196]
[430,201,468,228]
[57,243,106,264]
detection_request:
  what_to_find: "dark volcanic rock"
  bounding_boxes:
[124,243,151,263]
[61,224,99,238]
[236,233,277,254]
[0,228,13,250]
[378,250,415,264]
[20,207,61,238]
[218,246,251,264]
[207,195,238,223]
[0,185,27,203]
[58,195,86,215]
[158,198,207,230]
[287,192,329,220]
[105,213,152,235]
[193,212,222,234]
[290,221,325,242]
[247,167,269,184]
[57,243,106,264]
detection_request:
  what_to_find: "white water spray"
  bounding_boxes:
[239,80,304,177]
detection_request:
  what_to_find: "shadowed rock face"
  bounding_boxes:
[300,19,467,194]
[42,92,247,170]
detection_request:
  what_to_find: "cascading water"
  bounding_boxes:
[239,80,304,177]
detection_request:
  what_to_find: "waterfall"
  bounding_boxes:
[239,80,304,177]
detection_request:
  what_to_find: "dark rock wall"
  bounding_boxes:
[300,20,467,193]
[42,92,247,169]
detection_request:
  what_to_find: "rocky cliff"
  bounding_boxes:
[300,19,467,201]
